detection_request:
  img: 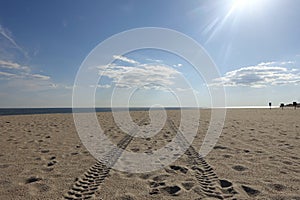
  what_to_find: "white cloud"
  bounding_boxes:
[0,60,30,71]
[0,71,16,77]
[0,25,22,51]
[31,74,51,80]
[113,55,139,64]
[98,56,181,91]
[0,60,62,91]
[173,63,183,68]
[89,84,111,89]
[0,60,50,81]
[280,61,295,65]
[97,84,111,88]
[0,25,69,95]
[146,58,163,63]
[50,83,73,90]
[258,61,295,66]
[176,87,192,92]
[212,61,300,88]
[0,60,20,69]
[0,24,28,59]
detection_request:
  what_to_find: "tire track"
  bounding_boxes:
[63,118,148,200]
[167,119,237,199]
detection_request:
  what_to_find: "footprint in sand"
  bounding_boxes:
[223,154,232,158]
[25,178,50,195]
[290,156,299,160]
[219,179,238,195]
[181,181,194,190]
[161,185,181,196]
[149,188,160,195]
[130,147,140,152]
[169,165,188,174]
[232,165,247,171]
[241,185,260,197]
[147,172,184,197]
[219,179,232,188]
[268,183,286,192]
[152,174,170,182]
[282,160,293,165]
[32,183,50,193]
[150,181,166,188]
[25,176,42,184]
[41,149,49,153]
[139,173,152,180]
[243,149,250,153]
[0,164,10,169]
[47,160,57,167]
[213,145,228,150]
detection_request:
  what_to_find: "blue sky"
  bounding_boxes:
[0,0,299,107]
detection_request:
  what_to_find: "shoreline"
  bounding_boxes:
[1,106,296,116]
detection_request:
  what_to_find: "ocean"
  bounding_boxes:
[0,107,183,116]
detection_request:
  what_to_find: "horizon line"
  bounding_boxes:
[0,106,285,109]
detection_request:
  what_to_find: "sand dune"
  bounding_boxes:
[0,109,299,199]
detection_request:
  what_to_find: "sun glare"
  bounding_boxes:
[231,0,265,12]
[232,0,250,10]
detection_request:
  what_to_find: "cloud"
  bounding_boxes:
[176,87,194,92]
[173,63,183,68]
[0,24,28,59]
[98,56,181,90]
[0,25,22,51]
[0,60,49,80]
[0,71,16,77]
[0,26,69,95]
[0,60,20,69]
[258,61,295,66]
[0,60,30,71]
[31,74,51,80]
[146,58,163,63]
[0,72,53,91]
[212,61,300,88]
[0,59,60,91]
[89,84,111,89]
[50,83,73,90]
[113,55,139,64]
[98,84,111,89]
[100,64,180,89]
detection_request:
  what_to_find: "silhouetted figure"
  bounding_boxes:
[280,103,284,110]
[293,102,297,109]
[269,102,272,109]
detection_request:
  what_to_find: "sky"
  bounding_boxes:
[0,0,299,108]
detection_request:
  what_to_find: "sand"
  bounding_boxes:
[0,109,299,199]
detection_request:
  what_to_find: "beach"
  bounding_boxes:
[0,109,299,199]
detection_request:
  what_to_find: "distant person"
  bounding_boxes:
[293,102,297,109]
[280,103,284,110]
[269,102,272,109]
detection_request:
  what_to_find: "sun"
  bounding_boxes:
[232,0,250,9]
[230,0,263,12]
